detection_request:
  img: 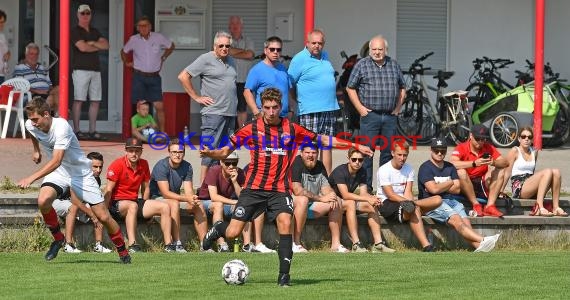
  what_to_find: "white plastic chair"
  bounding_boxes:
[0,78,31,139]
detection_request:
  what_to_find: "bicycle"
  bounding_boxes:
[465,56,515,109]
[397,52,472,145]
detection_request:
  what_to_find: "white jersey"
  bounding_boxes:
[376,161,415,201]
[25,118,92,177]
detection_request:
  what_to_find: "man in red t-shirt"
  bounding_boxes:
[450,124,509,217]
[200,88,372,287]
[104,138,174,252]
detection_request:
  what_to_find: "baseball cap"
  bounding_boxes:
[471,124,490,139]
[78,4,91,12]
[224,152,239,160]
[125,137,143,148]
[430,137,447,148]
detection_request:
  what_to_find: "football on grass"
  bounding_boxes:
[221,259,249,285]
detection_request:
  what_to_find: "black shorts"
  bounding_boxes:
[379,200,408,224]
[470,177,489,199]
[232,189,293,223]
[236,82,247,113]
[109,198,149,221]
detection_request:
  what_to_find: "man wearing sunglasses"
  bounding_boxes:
[178,31,237,184]
[450,124,509,217]
[149,138,208,252]
[329,148,395,253]
[244,36,292,119]
[197,152,256,252]
[418,138,500,252]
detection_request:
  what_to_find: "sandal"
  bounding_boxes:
[553,207,569,217]
[75,131,86,140]
[88,131,107,141]
[534,207,554,217]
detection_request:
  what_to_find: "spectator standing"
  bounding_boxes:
[71,4,108,140]
[200,88,372,286]
[0,9,10,83]
[244,36,292,119]
[13,43,60,114]
[502,126,567,216]
[105,137,175,252]
[377,142,441,252]
[291,144,348,253]
[329,147,395,253]
[288,29,339,174]
[346,35,406,191]
[450,124,509,217]
[178,31,237,184]
[17,97,130,263]
[228,16,255,127]
[149,138,208,252]
[53,152,113,253]
[121,16,174,133]
[418,138,500,252]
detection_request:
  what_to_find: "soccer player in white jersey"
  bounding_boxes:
[17,97,131,263]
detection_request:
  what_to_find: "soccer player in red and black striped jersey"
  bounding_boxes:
[200,87,372,286]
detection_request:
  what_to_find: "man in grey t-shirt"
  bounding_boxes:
[178,31,238,184]
[290,144,347,253]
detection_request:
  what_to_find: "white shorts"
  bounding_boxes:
[43,172,104,206]
[72,70,102,101]
[52,199,91,223]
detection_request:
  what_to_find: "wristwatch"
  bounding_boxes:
[472,161,476,168]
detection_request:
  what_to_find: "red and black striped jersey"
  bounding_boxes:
[230,117,317,193]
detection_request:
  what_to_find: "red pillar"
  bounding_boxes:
[122,0,135,138]
[534,0,544,150]
[58,0,70,119]
[304,0,314,43]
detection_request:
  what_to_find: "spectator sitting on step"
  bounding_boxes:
[450,124,509,217]
[52,151,113,253]
[418,138,500,252]
[501,126,567,217]
[131,100,158,143]
[291,143,347,253]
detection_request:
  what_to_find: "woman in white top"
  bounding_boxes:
[503,126,567,216]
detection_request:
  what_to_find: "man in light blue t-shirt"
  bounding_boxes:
[288,29,339,174]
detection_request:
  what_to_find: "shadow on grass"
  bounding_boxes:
[57,259,122,264]
[251,278,342,285]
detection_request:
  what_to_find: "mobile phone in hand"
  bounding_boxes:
[482,153,491,159]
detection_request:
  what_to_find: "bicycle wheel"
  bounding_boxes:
[489,113,518,148]
[444,110,473,145]
[466,83,494,107]
[397,96,438,144]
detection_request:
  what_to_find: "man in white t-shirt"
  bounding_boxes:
[376,141,441,252]
[17,97,131,263]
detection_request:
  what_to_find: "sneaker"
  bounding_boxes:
[164,243,177,253]
[175,244,187,253]
[332,245,350,253]
[371,241,396,253]
[474,233,501,253]
[254,243,276,253]
[63,243,82,253]
[119,254,132,264]
[401,200,416,214]
[242,243,253,252]
[200,246,216,253]
[45,239,65,261]
[218,243,230,252]
[128,244,142,253]
[203,221,223,251]
[292,243,308,253]
[94,242,112,253]
[484,205,504,217]
[422,245,435,252]
[352,242,368,253]
[473,204,484,217]
[277,273,291,287]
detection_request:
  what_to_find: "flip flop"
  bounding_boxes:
[75,131,86,140]
[88,131,107,141]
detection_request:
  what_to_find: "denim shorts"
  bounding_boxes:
[425,198,468,223]
[202,200,234,218]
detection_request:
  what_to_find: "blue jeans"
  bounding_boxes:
[360,111,397,190]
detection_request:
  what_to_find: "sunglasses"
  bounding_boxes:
[267,47,282,53]
[432,149,447,155]
[474,137,487,142]
[80,12,91,16]
[350,157,364,163]
[224,161,238,167]
[519,134,533,140]
[218,44,231,49]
